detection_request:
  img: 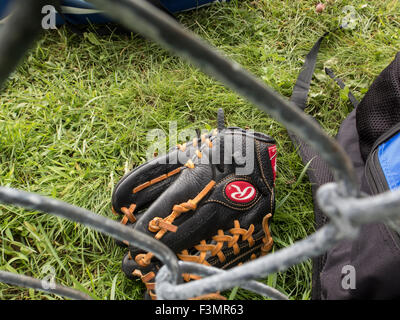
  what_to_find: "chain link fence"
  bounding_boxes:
[1,0,400,300]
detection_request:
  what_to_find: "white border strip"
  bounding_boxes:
[0,14,11,25]
[60,6,103,15]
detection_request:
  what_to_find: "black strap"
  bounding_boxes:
[290,31,330,110]
[289,33,332,301]
[288,29,357,300]
[290,30,358,110]
[325,67,359,108]
[289,30,337,189]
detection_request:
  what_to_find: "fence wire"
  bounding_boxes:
[1,0,400,300]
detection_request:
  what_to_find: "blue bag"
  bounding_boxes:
[0,0,225,26]
[0,0,12,24]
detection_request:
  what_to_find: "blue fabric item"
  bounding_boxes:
[59,0,226,25]
[58,0,110,25]
[378,131,400,190]
[162,0,223,13]
[0,0,12,21]
[0,0,225,25]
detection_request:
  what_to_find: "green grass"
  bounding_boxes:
[0,0,399,300]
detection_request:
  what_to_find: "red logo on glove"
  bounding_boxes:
[225,181,256,203]
[268,145,277,182]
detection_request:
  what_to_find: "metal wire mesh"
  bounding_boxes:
[1,0,400,300]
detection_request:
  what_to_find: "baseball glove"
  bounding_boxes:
[112,109,277,299]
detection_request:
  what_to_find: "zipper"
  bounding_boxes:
[365,122,400,194]
[366,148,388,194]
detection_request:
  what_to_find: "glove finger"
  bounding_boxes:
[111,155,183,224]
[111,155,182,247]
[112,133,216,218]
[112,133,215,246]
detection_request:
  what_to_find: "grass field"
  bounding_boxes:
[0,0,399,300]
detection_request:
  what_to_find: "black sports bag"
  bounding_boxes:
[288,29,400,299]
[319,51,400,300]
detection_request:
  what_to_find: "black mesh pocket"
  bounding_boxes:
[356,52,400,161]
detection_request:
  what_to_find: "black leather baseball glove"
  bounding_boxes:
[112,109,277,299]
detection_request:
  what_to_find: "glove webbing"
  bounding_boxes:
[128,213,273,299]
[177,213,273,281]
